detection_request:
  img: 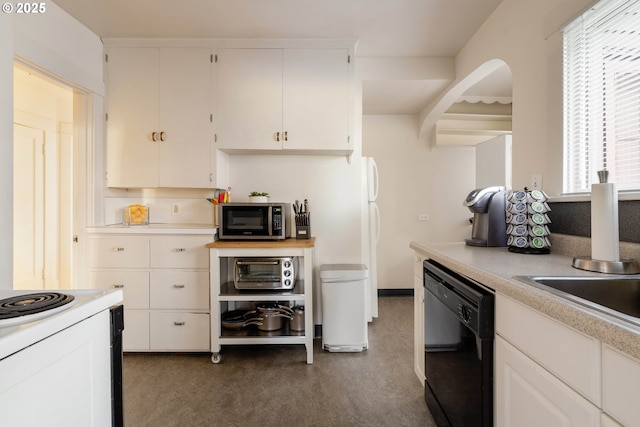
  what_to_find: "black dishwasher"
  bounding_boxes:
[423,259,494,427]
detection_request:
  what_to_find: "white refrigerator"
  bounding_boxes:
[361,157,380,321]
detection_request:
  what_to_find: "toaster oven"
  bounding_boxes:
[233,257,297,290]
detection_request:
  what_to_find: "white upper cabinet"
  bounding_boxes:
[106,47,213,188]
[216,48,352,154]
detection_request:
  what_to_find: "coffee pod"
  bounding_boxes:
[528,201,547,214]
[513,236,528,248]
[530,236,547,249]
[512,225,528,236]
[529,189,548,202]
[511,214,528,225]
[510,191,527,202]
[529,224,548,237]
[509,202,528,214]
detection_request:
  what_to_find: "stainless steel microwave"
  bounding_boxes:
[218,203,291,240]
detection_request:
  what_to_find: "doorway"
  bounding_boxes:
[13,64,74,290]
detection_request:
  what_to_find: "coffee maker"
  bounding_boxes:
[463,186,507,247]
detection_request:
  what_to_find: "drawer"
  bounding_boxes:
[496,293,601,405]
[149,312,210,351]
[123,310,150,351]
[602,345,640,427]
[90,271,149,309]
[149,271,209,310]
[89,236,149,268]
[150,236,210,269]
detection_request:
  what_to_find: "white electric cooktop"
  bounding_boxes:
[0,289,123,360]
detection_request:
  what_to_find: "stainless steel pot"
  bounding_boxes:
[290,305,305,331]
[255,303,292,331]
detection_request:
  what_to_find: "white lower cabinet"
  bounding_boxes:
[495,335,601,427]
[602,345,640,427]
[88,233,211,352]
[496,293,640,427]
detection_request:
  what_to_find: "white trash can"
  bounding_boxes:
[320,264,369,352]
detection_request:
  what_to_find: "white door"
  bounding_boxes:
[13,124,45,290]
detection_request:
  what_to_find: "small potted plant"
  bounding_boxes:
[248,191,269,203]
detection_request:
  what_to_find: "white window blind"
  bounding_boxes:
[563,0,640,193]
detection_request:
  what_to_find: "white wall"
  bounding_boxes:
[1,2,104,289]
[0,13,14,286]
[229,154,364,265]
[363,115,474,289]
[429,0,596,196]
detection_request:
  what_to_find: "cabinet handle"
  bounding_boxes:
[173,248,186,252]
[151,132,158,142]
[173,284,185,289]
[113,247,125,252]
[275,131,280,142]
[174,321,186,326]
[283,131,288,141]
[160,131,166,141]
[112,284,124,289]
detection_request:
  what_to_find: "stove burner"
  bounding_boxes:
[0,292,75,320]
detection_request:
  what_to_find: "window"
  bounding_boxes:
[563,0,640,193]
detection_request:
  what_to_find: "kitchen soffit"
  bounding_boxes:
[51,0,506,115]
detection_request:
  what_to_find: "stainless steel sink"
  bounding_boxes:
[515,276,640,328]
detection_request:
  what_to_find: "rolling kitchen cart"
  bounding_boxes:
[207,238,315,364]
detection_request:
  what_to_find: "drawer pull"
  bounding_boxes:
[173,284,185,289]
[174,321,186,326]
[112,284,125,289]
[173,248,186,252]
[113,247,125,252]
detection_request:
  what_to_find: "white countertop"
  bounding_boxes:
[0,289,123,360]
[410,240,640,360]
[87,224,215,235]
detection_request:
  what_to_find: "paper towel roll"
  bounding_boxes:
[591,182,620,262]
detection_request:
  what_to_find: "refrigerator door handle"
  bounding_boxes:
[373,203,381,244]
[368,158,379,202]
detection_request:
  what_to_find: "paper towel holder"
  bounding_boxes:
[572,169,640,274]
[572,257,640,274]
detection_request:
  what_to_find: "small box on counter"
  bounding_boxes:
[124,204,149,225]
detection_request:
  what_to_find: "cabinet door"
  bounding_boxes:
[216,48,283,151]
[149,312,210,351]
[413,255,425,383]
[106,47,160,188]
[602,345,640,427]
[150,236,210,269]
[495,336,601,427]
[89,271,150,309]
[282,49,351,152]
[123,310,150,351]
[158,48,213,188]
[149,271,209,310]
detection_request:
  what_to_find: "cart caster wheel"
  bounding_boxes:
[212,353,222,364]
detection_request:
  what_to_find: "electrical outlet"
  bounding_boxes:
[531,173,543,189]
[171,203,180,215]
[418,214,429,221]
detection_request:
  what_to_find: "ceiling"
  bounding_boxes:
[51,0,510,115]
